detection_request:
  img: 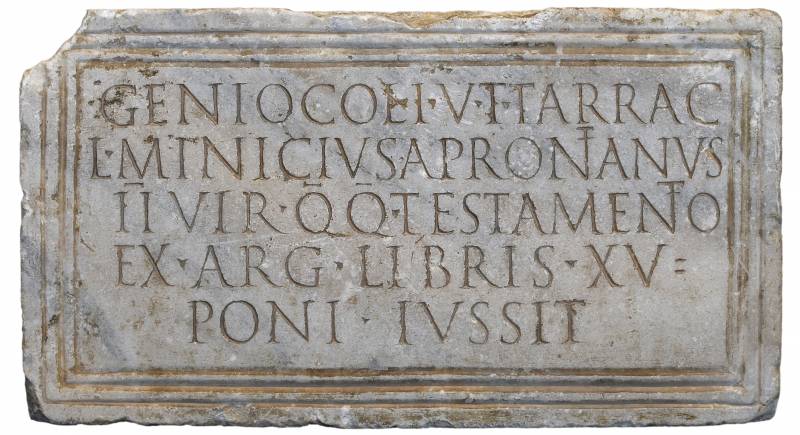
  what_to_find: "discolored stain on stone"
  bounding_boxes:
[19,8,781,427]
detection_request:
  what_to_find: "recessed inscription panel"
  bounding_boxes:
[20,9,781,427]
[75,63,732,372]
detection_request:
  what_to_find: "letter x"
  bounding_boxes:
[140,244,173,287]
[586,244,622,288]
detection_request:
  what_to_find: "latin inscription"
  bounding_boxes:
[74,63,731,370]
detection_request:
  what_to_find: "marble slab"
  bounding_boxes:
[19,8,782,427]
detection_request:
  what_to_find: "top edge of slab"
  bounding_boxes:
[73,8,781,43]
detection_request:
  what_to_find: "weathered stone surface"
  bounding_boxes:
[20,8,782,427]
